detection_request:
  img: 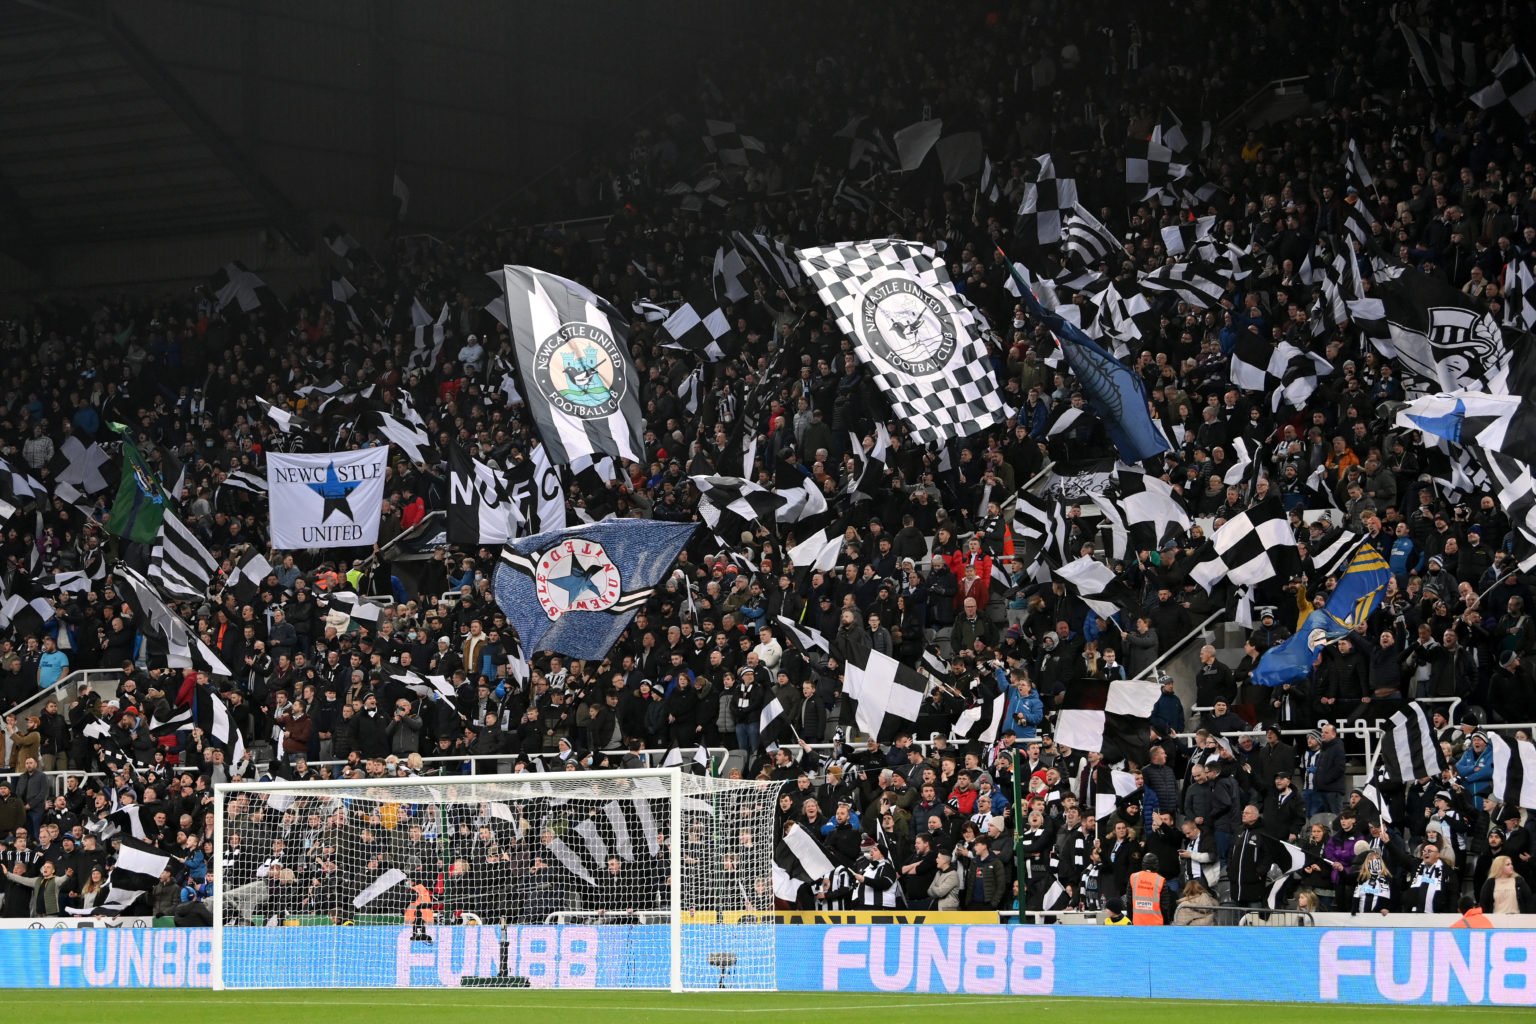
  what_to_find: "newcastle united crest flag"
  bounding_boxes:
[266,448,389,549]
[493,519,696,659]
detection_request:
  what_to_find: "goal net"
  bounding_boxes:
[212,768,778,991]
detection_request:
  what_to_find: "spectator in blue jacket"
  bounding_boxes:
[1388,521,1422,583]
[1455,732,1494,798]
[1001,669,1042,740]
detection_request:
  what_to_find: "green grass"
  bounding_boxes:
[3,990,1529,1021]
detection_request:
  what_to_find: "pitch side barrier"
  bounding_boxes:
[4,923,1535,1004]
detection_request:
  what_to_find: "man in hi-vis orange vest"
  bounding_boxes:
[1129,853,1173,925]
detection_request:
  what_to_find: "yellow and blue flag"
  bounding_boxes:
[1251,542,1391,687]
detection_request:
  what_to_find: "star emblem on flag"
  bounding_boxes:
[305,462,361,521]
[547,556,603,603]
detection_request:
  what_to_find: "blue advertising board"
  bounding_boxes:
[3,924,1533,1005]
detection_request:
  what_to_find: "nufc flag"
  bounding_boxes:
[796,239,1007,443]
[266,448,388,549]
[500,265,645,465]
[493,519,696,659]
[447,442,519,544]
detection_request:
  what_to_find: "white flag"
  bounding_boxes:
[266,448,389,549]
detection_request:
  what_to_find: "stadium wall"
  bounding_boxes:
[2,925,1535,1004]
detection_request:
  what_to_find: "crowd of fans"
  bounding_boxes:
[1,0,1534,927]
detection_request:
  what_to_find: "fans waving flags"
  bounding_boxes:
[1054,557,1140,623]
[1187,496,1300,592]
[1378,704,1448,785]
[1016,154,1078,245]
[1471,46,1536,117]
[1489,732,1536,810]
[842,645,929,742]
[1055,677,1161,762]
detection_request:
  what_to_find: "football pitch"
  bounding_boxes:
[6,990,1528,1021]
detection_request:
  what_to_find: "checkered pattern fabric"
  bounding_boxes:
[1016,154,1078,244]
[1188,496,1300,592]
[660,286,734,361]
[795,239,1009,444]
[702,119,766,167]
[1159,215,1215,257]
[1124,138,1187,201]
[1472,47,1536,117]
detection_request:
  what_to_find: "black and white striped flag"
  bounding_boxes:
[1013,491,1070,569]
[729,231,805,293]
[1378,704,1447,784]
[1489,732,1536,810]
[1062,206,1123,268]
[1264,836,1323,909]
[406,303,450,372]
[1139,260,1226,308]
[113,563,231,676]
[148,509,218,600]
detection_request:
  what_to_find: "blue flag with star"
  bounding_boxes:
[493,519,697,659]
[1252,542,1392,687]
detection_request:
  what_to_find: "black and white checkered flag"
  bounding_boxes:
[796,238,1009,444]
[843,645,929,742]
[1124,138,1187,202]
[1187,496,1300,592]
[1230,335,1333,411]
[660,287,735,362]
[1087,466,1190,562]
[1472,46,1536,117]
[1160,215,1215,257]
[703,119,765,167]
[1016,154,1078,244]
[1053,557,1141,622]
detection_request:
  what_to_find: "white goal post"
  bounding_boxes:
[212,767,777,991]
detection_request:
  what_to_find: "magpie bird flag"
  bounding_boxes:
[1378,703,1447,785]
[842,645,929,742]
[1347,273,1514,394]
[797,238,1008,444]
[99,838,180,915]
[1054,677,1161,762]
[1489,731,1536,810]
[1188,496,1300,592]
[1053,557,1141,623]
[1472,47,1536,118]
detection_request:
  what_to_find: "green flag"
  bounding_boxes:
[107,436,166,544]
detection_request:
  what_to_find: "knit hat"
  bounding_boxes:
[1307,729,1322,743]
[859,835,877,850]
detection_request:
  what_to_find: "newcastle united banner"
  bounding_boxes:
[266,448,388,549]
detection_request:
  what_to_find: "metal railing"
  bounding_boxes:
[2,668,122,725]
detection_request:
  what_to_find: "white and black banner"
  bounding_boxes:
[266,448,388,549]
